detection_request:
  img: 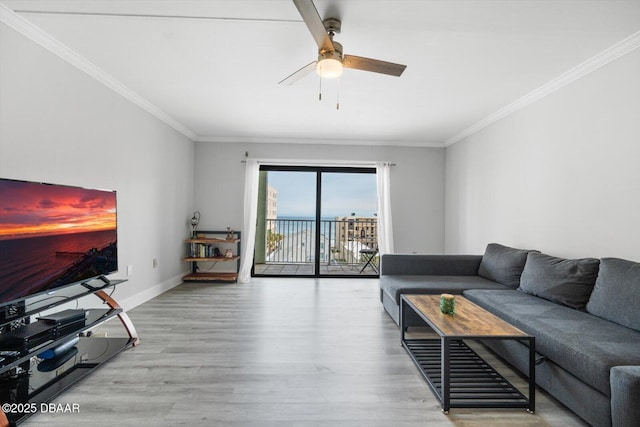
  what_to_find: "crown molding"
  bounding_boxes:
[192,135,445,148]
[5,2,638,149]
[445,30,640,147]
[0,3,197,140]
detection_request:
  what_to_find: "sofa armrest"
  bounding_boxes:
[611,366,640,427]
[380,254,482,276]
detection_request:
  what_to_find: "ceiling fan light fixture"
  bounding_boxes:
[316,48,343,79]
[317,58,343,78]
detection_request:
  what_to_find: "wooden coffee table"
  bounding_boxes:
[400,294,535,414]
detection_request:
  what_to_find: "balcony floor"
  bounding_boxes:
[254,262,378,276]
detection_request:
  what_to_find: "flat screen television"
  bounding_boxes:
[0,178,118,307]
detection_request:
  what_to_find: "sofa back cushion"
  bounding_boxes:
[518,252,600,310]
[478,243,535,288]
[586,257,640,332]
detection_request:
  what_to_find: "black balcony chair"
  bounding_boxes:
[359,247,379,273]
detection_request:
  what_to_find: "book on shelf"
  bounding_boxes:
[190,243,235,258]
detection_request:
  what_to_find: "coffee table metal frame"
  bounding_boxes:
[400,295,535,414]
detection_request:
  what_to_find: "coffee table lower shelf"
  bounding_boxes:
[403,338,532,413]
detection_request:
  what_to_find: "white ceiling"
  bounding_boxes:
[2,0,640,146]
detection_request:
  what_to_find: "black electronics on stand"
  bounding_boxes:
[0,321,55,350]
[0,301,25,324]
[39,309,87,338]
[0,309,87,351]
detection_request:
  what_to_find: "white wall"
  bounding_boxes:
[194,142,446,254]
[445,48,640,260]
[0,23,195,310]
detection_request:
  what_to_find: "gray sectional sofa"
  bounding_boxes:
[380,243,640,427]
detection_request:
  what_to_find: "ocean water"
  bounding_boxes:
[0,230,117,303]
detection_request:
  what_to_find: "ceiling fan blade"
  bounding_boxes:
[279,61,318,85]
[292,0,334,53]
[343,55,407,77]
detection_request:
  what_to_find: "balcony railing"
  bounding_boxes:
[264,218,378,267]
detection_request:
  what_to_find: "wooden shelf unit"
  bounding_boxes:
[183,231,241,283]
[183,256,240,262]
[182,272,239,282]
[185,237,240,244]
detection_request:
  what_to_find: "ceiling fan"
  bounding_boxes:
[279,0,407,85]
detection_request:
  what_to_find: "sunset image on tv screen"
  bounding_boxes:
[0,179,118,303]
[0,179,116,240]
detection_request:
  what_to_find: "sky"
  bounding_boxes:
[0,179,116,240]
[266,171,377,218]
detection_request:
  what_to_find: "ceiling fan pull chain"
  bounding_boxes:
[319,77,322,101]
[336,77,340,110]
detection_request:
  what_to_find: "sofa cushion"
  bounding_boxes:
[518,252,600,310]
[464,289,640,397]
[586,257,640,332]
[380,275,508,305]
[478,243,534,289]
[380,254,483,276]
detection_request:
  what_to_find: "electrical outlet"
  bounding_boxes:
[127,265,133,276]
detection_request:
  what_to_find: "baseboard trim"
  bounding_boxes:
[117,273,186,311]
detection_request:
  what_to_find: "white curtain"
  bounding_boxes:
[238,159,260,283]
[376,162,394,255]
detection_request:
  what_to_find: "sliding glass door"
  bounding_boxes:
[254,169,318,276]
[253,166,378,278]
[319,172,378,275]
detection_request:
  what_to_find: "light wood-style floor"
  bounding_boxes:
[23,278,587,426]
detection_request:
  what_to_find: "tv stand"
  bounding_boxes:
[93,290,139,347]
[81,275,115,291]
[0,282,138,426]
